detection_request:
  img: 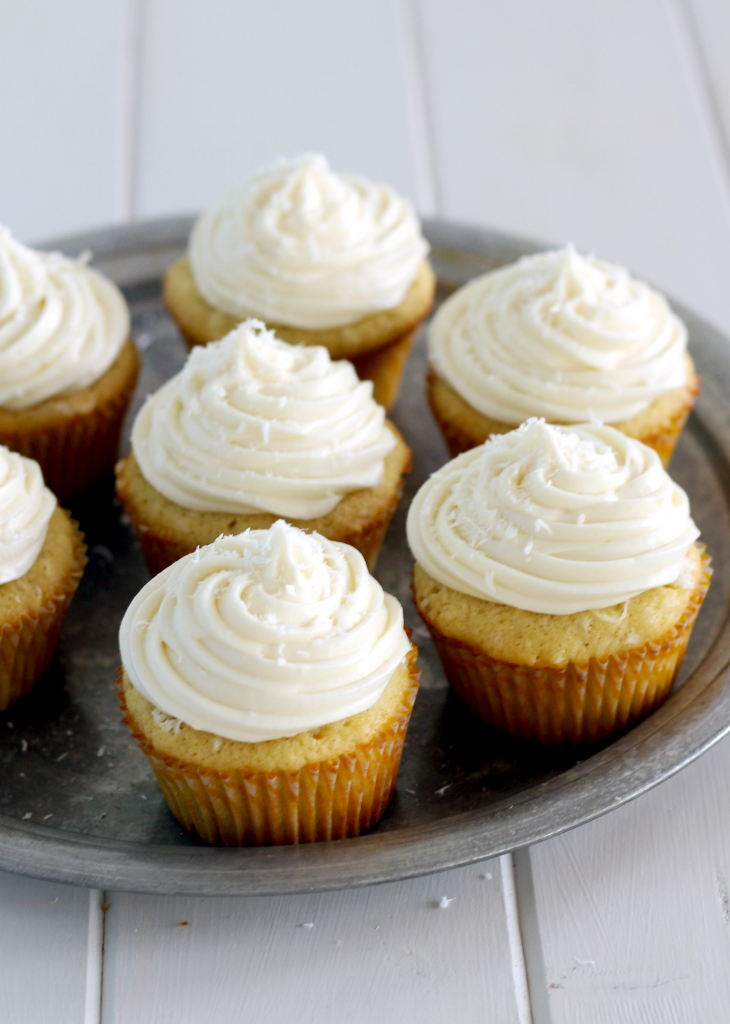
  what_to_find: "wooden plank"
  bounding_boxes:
[0,873,98,1023]
[0,0,132,241]
[416,0,730,336]
[102,860,521,1023]
[133,0,422,219]
[529,732,730,1022]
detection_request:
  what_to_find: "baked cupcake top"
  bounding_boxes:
[0,228,129,410]
[428,246,688,425]
[0,444,56,584]
[188,153,429,330]
[407,419,699,615]
[119,522,411,742]
[132,319,396,519]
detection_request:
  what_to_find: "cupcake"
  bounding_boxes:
[0,445,86,710]
[118,523,419,846]
[427,246,698,466]
[0,228,139,499]
[115,319,410,576]
[407,419,710,745]
[163,154,435,410]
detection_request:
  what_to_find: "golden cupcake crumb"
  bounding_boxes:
[427,351,699,467]
[116,422,411,575]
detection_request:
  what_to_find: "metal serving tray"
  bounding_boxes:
[0,218,727,896]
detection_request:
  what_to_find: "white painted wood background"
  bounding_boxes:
[3,1,730,1020]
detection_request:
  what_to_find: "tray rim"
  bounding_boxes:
[1,215,729,897]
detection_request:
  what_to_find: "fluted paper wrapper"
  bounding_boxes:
[0,341,139,500]
[427,369,697,468]
[418,554,711,745]
[0,522,86,711]
[117,648,420,846]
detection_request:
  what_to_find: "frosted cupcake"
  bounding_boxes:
[427,246,698,466]
[0,445,86,709]
[118,523,419,845]
[407,419,710,744]
[163,154,435,410]
[0,228,139,499]
[116,319,410,575]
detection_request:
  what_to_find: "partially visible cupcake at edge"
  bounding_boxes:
[0,227,139,498]
[0,444,86,709]
[115,319,410,576]
[163,153,435,410]
[407,419,710,745]
[427,246,698,466]
[118,522,419,846]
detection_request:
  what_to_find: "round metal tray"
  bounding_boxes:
[0,218,728,897]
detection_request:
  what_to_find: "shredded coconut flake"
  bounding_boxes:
[152,708,183,734]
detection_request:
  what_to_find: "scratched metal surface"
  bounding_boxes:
[0,218,727,895]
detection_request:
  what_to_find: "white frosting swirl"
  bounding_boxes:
[0,445,56,584]
[132,319,396,519]
[428,246,688,425]
[119,523,411,742]
[189,153,429,329]
[407,419,699,615]
[0,228,130,410]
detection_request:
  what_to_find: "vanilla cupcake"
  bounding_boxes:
[0,228,139,499]
[427,246,698,466]
[118,523,419,845]
[0,445,86,709]
[115,319,410,575]
[407,419,710,745]
[163,154,435,410]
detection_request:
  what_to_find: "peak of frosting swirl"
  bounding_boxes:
[407,419,699,615]
[0,445,56,584]
[188,153,429,329]
[428,246,688,425]
[119,523,411,742]
[132,319,397,519]
[0,228,129,410]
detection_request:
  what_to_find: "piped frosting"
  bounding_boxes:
[189,153,429,329]
[0,228,129,410]
[407,419,699,615]
[119,523,411,742]
[132,319,397,519]
[0,445,56,584]
[428,246,688,425]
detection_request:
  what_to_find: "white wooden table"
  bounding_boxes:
[6,730,730,1022]
[5,1,730,1020]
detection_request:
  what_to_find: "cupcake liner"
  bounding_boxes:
[117,647,420,846]
[0,519,86,711]
[426,368,699,466]
[417,553,711,745]
[351,324,420,411]
[117,461,407,578]
[0,341,139,500]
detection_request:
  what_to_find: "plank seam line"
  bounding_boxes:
[500,853,534,1024]
[513,848,553,1024]
[664,0,730,227]
[390,0,440,215]
[84,888,106,1024]
[119,0,147,221]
